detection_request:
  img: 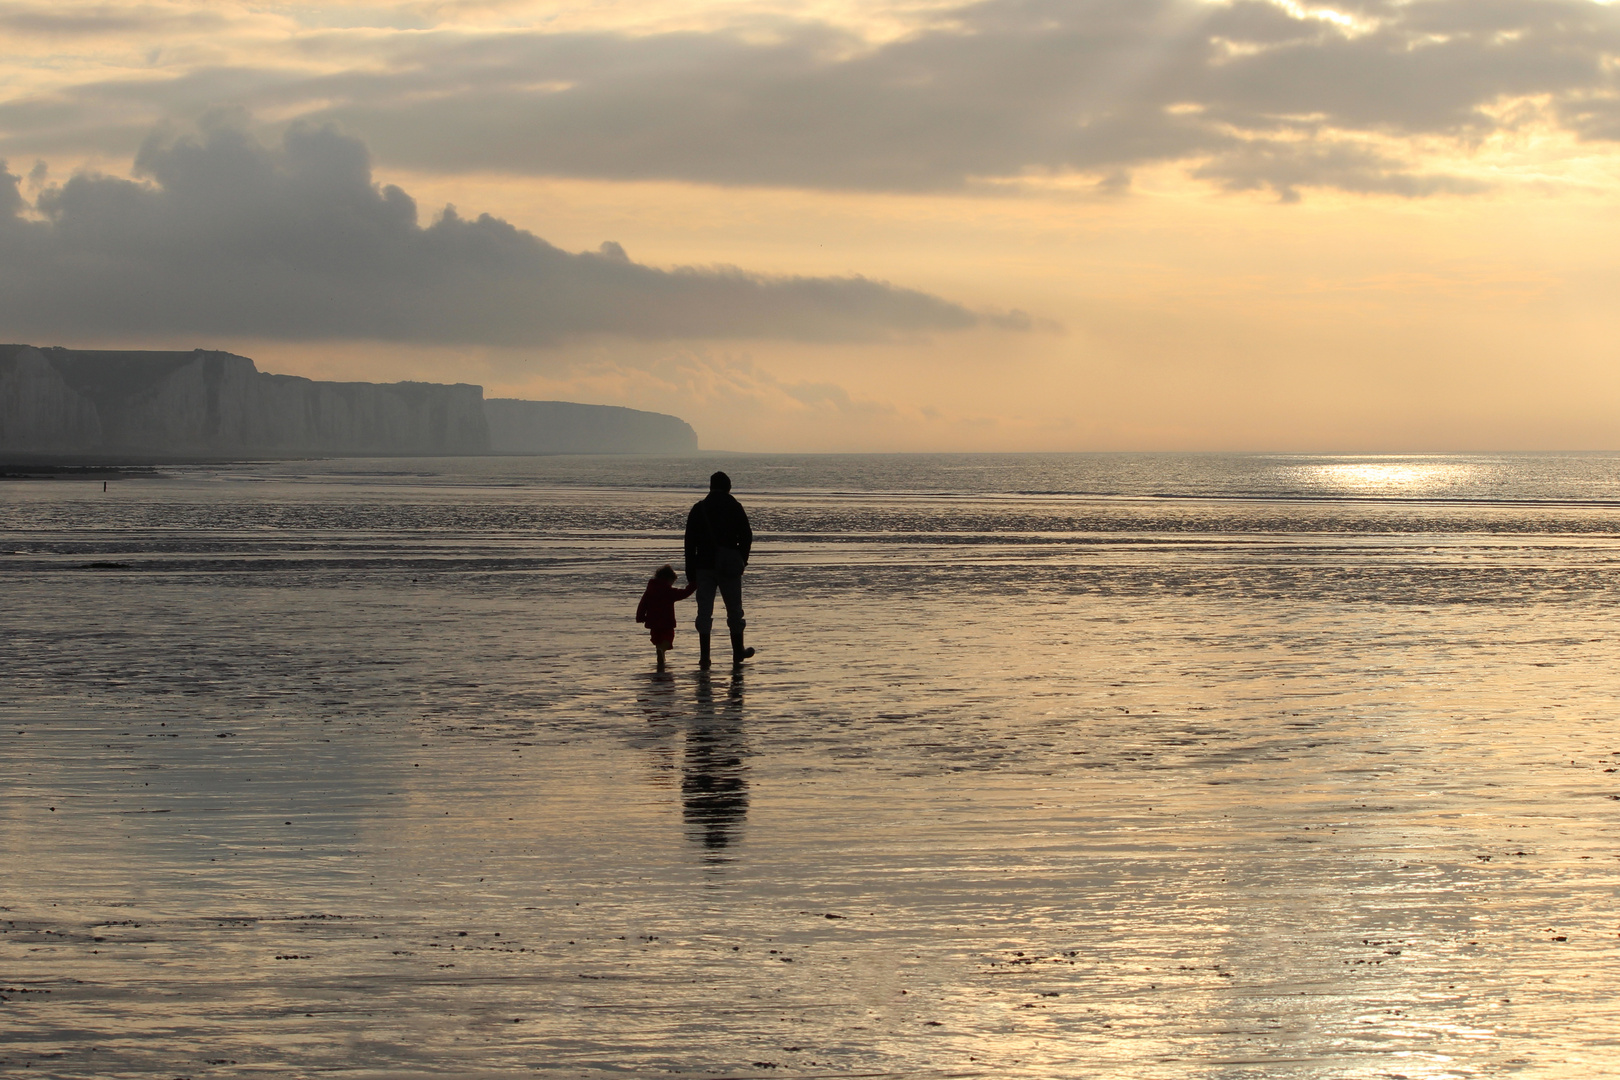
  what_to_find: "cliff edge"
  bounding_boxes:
[486,399,698,455]
[0,345,698,457]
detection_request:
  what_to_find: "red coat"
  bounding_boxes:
[636,577,694,639]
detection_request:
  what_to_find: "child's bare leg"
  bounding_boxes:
[655,643,668,670]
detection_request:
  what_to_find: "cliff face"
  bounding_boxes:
[0,346,104,450]
[1,345,701,458]
[1,345,489,456]
[485,398,699,455]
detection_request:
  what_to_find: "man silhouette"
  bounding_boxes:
[684,471,755,669]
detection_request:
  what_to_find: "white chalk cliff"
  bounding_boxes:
[485,398,698,455]
[0,346,697,457]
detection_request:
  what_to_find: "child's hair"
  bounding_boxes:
[655,563,677,582]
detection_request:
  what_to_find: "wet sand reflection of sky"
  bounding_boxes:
[5,457,1620,1078]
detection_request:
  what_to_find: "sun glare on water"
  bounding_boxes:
[1303,459,1477,497]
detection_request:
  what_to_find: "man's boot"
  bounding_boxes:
[699,631,712,670]
[730,628,755,666]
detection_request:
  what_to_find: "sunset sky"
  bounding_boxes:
[4,0,1620,451]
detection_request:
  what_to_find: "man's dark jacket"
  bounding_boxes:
[684,492,752,574]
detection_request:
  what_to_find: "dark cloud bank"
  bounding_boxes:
[7,0,1620,200]
[0,124,1003,345]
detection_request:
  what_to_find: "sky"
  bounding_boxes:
[3,0,1620,452]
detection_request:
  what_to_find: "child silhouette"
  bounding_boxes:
[635,564,696,671]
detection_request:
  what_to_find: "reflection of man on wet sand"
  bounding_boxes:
[684,471,755,670]
[684,674,748,856]
[637,657,750,858]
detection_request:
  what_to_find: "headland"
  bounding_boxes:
[0,344,697,459]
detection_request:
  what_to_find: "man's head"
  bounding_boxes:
[709,471,731,494]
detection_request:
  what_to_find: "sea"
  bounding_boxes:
[3,452,1619,1079]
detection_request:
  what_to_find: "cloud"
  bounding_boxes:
[0,1,229,38]
[1191,139,1493,203]
[6,0,1620,199]
[549,348,898,420]
[0,121,1001,345]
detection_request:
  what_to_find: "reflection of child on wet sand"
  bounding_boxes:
[635,564,695,671]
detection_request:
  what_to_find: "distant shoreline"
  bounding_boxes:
[0,451,720,479]
[1,345,700,458]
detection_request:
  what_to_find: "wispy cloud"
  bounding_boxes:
[0,1,231,37]
[5,0,1620,199]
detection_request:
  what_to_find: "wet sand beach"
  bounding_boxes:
[4,454,1620,1078]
